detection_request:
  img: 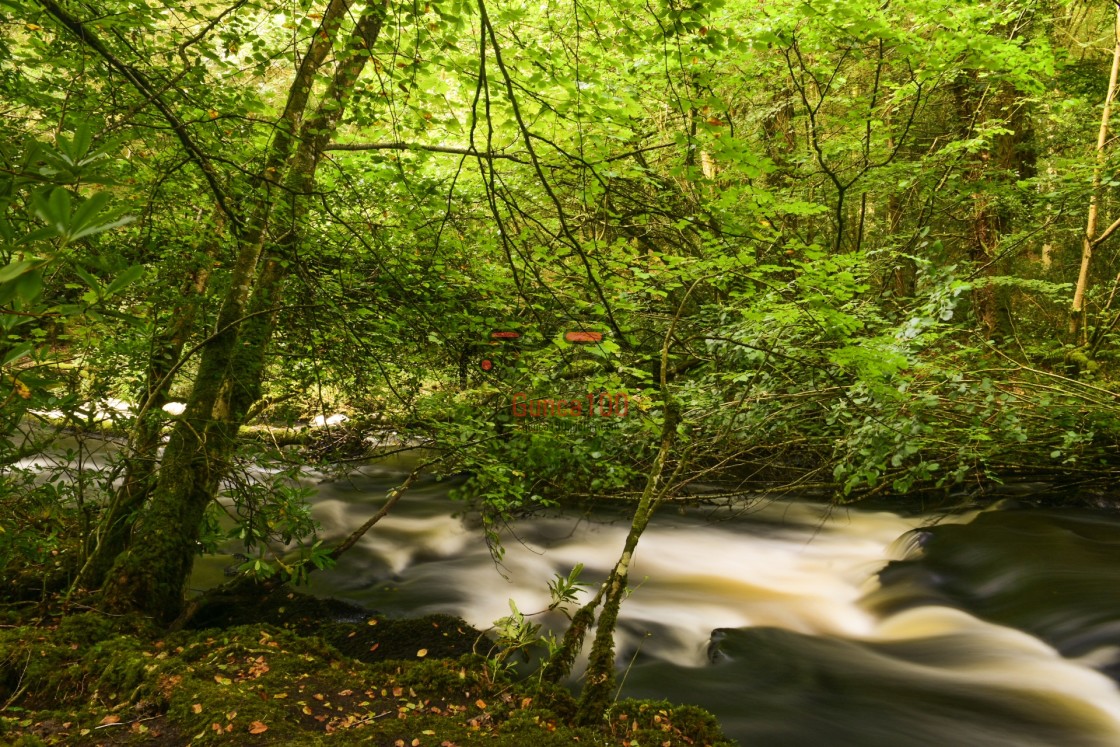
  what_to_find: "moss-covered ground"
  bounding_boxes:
[0,585,734,746]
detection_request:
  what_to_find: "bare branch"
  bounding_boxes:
[325,141,530,162]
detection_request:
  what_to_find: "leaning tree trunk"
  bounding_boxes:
[574,399,678,724]
[573,282,689,724]
[77,232,219,591]
[1071,4,1120,343]
[99,2,387,623]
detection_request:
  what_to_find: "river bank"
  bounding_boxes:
[0,583,732,746]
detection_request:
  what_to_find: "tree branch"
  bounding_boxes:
[35,0,242,233]
[325,141,530,162]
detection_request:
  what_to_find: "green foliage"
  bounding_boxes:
[488,564,591,679]
[1,0,1119,627]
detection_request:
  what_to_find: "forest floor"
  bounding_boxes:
[0,583,733,746]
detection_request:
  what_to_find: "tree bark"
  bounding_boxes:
[573,281,688,724]
[76,236,218,590]
[99,1,387,623]
[574,398,678,724]
[1071,4,1120,343]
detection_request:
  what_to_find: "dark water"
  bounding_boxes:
[187,462,1120,746]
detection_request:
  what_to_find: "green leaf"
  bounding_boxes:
[70,214,135,241]
[68,192,111,234]
[73,267,101,292]
[0,260,37,284]
[104,264,144,296]
[14,269,43,301]
[2,342,33,367]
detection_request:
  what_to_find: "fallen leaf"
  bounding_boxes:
[369,643,380,652]
[226,710,237,721]
[368,618,378,625]
[302,706,313,715]
[273,692,288,699]
[214,675,232,685]
[475,699,487,709]
[192,703,203,714]
[412,739,421,746]
[416,648,428,657]
[313,693,325,701]
[99,715,120,726]
[393,686,404,697]
[249,721,269,734]
[339,689,353,696]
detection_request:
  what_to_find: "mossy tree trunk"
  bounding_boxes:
[574,284,690,724]
[77,232,220,591]
[573,399,678,724]
[98,1,387,623]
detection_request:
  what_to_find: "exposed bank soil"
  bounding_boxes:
[0,584,733,746]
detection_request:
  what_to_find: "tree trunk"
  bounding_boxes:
[1071,4,1120,343]
[574,399,678,724]
[77,232,219,591]
[99,2,387,622]
[953,69,1035,341]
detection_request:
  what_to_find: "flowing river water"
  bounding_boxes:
[138,451,1120,745]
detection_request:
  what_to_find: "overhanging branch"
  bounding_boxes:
[35,0,242,233]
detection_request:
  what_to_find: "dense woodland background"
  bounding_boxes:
[6,0,1120,673]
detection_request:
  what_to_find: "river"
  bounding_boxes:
[175,456,1120,745]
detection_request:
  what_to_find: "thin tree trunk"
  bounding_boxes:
[573,276,694,724]
[573,398,678,724]
[1071,4,1120,343]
